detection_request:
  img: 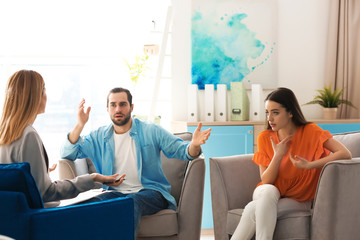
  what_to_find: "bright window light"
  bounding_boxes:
[0,0,172,179]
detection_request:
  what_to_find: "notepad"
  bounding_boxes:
[58,188,109,207]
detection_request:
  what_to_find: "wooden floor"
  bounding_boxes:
[200,229,215,240]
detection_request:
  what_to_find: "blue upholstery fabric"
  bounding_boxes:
[0,162,134,240]
[0,162,43,208]
[30,198,134,240]
[0,191,32,239]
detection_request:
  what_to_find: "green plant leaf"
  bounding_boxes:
[304,84,356,109]
[124,53,150,84]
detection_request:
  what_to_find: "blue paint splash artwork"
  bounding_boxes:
[192,11,268,89]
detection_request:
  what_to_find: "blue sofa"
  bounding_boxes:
[0,162,134,240]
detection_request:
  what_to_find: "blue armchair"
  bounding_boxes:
[0,162,134,240]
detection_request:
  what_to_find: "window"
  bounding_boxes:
[0,0,172,179]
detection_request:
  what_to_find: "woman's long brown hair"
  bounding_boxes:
[0,70,44,145]
[265,87,309,130]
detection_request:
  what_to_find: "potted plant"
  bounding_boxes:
[124,53,150,84]
[124,53,161,124]
[305,85,356,119]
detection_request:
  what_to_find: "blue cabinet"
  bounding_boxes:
[316,123,360,134]
[187,125,254,229]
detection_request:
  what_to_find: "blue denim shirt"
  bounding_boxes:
[60,118,194,210]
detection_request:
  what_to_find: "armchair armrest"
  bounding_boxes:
[30,197,134,240]
[177,157,205,240]
[58,159,77,179]
[59,158,102,188]
[312,158,360,240]
[210,154,259,240]
[59,158,98,179]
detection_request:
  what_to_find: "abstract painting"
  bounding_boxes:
[191,0,277,89]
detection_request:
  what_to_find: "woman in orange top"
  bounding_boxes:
[231,87,352,240]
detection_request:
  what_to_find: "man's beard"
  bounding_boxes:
[111,113,131,126]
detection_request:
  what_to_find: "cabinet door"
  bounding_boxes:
[188,125,253,229]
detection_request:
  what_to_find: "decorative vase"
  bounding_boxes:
[322,107,338,120]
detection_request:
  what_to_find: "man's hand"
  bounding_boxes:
[77,98,91,127]
[91,173,126,187]
[192,122,211,146]
[68,99,91,144]
[188,123,211,157]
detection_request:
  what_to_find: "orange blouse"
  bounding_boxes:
[253,123,332,202]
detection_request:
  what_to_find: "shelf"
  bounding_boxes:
[182,119,360,126]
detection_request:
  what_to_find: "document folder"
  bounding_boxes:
[230,81,249,121]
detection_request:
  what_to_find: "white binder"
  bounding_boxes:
[187,84,199,122]
[250,84,265,121]
[216,84,227,121]
[205,84,215,122]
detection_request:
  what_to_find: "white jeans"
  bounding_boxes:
[230,184,280,240]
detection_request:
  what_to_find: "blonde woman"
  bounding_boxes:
[0,70,123,204]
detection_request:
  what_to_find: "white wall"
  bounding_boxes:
[277,0,330,119]
[172,0,192,122]
[172,0,330,122]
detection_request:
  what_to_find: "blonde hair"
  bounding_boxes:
[0,70,44,145]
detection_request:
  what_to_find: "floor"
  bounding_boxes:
[200,229,215,240]
[200,235,215,240]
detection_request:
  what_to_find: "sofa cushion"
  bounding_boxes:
[274,214,310,239]
[226,198,311,236]
[227,209,244,234]
[138,209,178,237]
[333,131,360,157]
[0,162,43,209]
[276,198,312,219]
